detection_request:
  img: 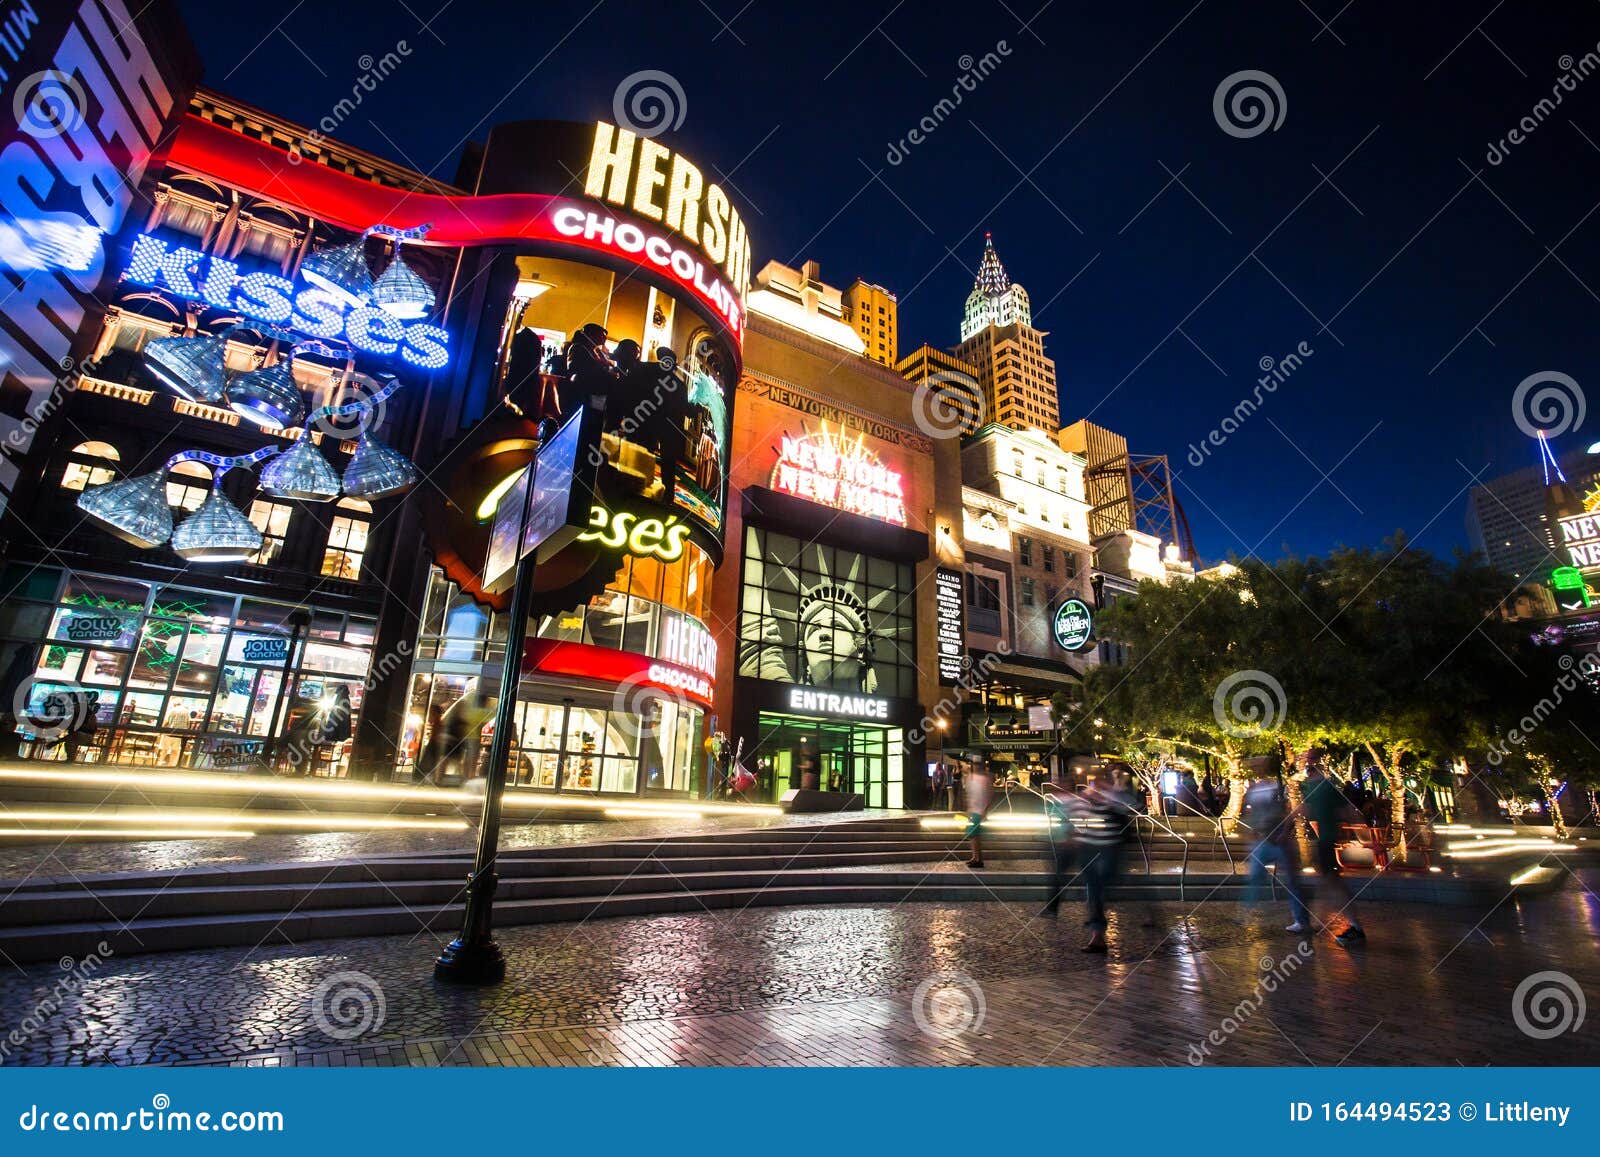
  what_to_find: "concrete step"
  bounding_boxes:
[0,877,1251,964]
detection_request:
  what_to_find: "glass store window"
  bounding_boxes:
[1,568,377,772]
[736,526,917,700]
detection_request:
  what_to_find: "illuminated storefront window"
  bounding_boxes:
[0,568,375,773]
[321,498,372,580]
[59,442,119,491]
[401,548,714,795]
[495,253,734,538]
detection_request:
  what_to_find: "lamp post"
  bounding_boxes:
[434,420,550,986]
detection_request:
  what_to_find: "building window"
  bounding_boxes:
[735,525,917,700]
[321,498,372,580]
[1043,545,1055,573]
[1018,536,1033,567]
[1065,552,1080,579]
[247,499,293,565]
[1020,577,1036,607]
[61,441,119,491]
[966,571,1002,636]
[166,460,211,512]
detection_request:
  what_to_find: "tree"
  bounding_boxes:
[1062,566,1280,826]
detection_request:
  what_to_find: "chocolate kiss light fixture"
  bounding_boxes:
[75,446,278,560]
[343,431,417,499]
[144,329,232,404]
[76,377,420,558]
[257,427,340,501]
[75,470,174,548]
[171,483,263,562]
[371,235,435,319]
[226,344,306,429]
[298,237,374,307]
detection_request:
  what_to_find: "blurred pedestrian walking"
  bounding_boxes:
[1242,767,1313,933]
[1073,764,1138,952]
[1301,754,1369,946]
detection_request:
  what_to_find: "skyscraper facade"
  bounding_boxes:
[954,236,1059,433]
[841,278,899,367]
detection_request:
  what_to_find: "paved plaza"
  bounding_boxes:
[2,869,1596,1067]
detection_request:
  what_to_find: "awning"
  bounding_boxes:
[983,660,1082,690]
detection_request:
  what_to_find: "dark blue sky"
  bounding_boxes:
[177,0,1600,564]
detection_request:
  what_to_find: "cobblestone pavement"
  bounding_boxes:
[2,870,1596,1067]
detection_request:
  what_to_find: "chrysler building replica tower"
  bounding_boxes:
[955,234,1058,432]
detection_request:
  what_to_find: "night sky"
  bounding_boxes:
[176,0,1600,565]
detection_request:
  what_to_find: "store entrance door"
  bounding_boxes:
[754,711,905,808]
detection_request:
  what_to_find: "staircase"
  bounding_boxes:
[0,818,1547,964]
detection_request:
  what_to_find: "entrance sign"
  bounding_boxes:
[784,686,890,721]
[935,569,964,684]
[1053,598,1092,652]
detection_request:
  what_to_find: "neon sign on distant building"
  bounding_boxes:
[770,422,907,525]
[123,234,451,368]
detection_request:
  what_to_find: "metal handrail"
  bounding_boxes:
[1132,810,1191,902]
[1160,795,1240,872]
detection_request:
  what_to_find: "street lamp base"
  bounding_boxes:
[433,936,506,985]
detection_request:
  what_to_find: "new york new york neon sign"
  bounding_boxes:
[770,423,907,526]
[123,233,451,368]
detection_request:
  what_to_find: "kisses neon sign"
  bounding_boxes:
[123,234,450,368]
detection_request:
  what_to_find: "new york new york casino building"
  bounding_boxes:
[0,0,973,807]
